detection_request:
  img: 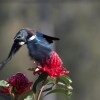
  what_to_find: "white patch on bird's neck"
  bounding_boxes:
[19,42,25,45]
[28,35,36,41]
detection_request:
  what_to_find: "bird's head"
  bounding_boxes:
[8,28,36,58]
[0,28,35,68]
[14,28,35,45]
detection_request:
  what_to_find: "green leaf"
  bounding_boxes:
[0,80,9,87]
[65,75,72,83]
[43,86,53,92]
[46,77,56,84]
[9,86,15,100]
[57,82,73,91]
[45,89,71,96]
[0,80,15,100]
[67,85,73,91]
[60,75,72,85]
[18,90,34,100]
[57,82,68,88]
[24,95,33,100]
[32,72,48,93]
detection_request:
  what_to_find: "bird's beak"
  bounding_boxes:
[7,41,22,60]
[0,41,23,70]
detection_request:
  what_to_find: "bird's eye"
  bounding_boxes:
[17,35,21,38]
[16,35,22,39]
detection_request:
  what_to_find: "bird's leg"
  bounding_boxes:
[34,61,38,66]
[28,60,38,71]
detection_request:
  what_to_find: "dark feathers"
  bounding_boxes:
[43,34,60,43]
[35,32,60,44]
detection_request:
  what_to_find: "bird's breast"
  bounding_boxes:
[27,40,52,64]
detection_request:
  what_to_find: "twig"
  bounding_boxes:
[36,78,47,100]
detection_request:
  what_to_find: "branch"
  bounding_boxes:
[36,78,47,100]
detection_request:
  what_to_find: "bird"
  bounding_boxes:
[0,28,60,70]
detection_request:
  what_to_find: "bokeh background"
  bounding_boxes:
[0,1,100,100]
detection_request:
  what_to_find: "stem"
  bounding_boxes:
[14,95,18,100]
[11,93,15,100]
[36,78,47,100]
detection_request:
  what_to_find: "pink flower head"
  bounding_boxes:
[7,72,32,94]
[34,51,69,78]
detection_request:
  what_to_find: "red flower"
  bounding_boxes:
[0,86,10,96]
[34,51,69,77]
[7,72,32,94]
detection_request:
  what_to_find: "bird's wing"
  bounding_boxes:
[36,32,60,43]
[43,34,60,43]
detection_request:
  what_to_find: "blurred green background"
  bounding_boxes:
[0,1,100,100]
